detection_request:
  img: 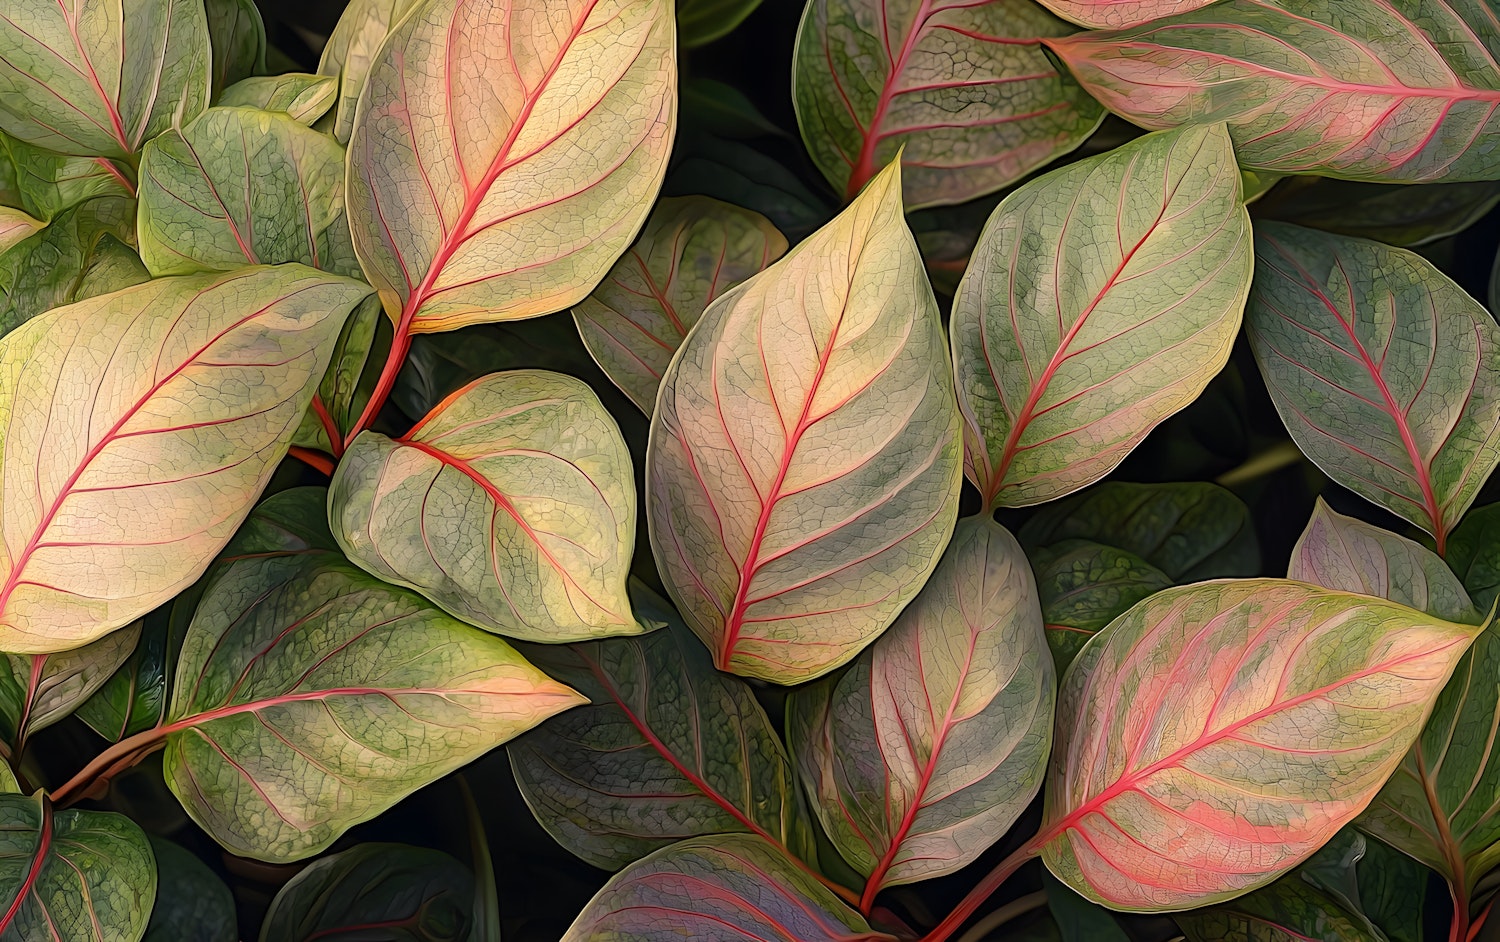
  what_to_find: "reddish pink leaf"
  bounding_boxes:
[1037,0,1216,29]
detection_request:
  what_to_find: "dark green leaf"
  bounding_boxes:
[680,78,783,139]
[677,0,762,47]
[143,837,235,942]
[1028,539,1172,672]
[663,132,834,243]
[0,134,131,222]
[76,615,171,742]
[1262,180,1500,248]
[1044,871,1128,942]
[0,624,139,744]
[205,0,266,94]
[1447,503,1500,612]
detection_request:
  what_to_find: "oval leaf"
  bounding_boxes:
[0,210,41,257]
[0,196,147,337]
[332,369,637,642]
[1263,179,1500,248]
[952,123,1252,508]
[143,836,236,942]
[1036,0,1215,29]
[1039,580,1480,911]
[216,74,339,126]
[0,623,139,745]
[792,0,1102,208]
[292,294,385,455]
[205,0,264,95]
[316,0,422,144]
[787,516,1054,896]
[1244,221,1500,552]
[573,195,788,414]
[347,0,675,332]
[1046,0,1500,182]
[646,159,962,683]
[0,266,370,652]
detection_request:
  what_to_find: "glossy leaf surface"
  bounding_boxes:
[76,614,172,742]
[0,0,209,158]
[562,834,893,942]
[1036,0,1215,29]
[143,836,236,942]
[952,124,1252,508]
[1448,502,1500,610]
[788,517,1053,893]
[1029,539,1171,672]
[511,584,812,871]
[333,369,637,642]
[573,196,787,414]
[316,0,421,144]
[792,0,1102,208]
[1245,222,1500,551]
[647,160,961,683]
[216,74,338,125]
[0,266,368,652]
[1047,0,1500,182]
[0,623,138,743]
[347,0,675,332]
[0,196,147,336]
[1041,580,1480,910]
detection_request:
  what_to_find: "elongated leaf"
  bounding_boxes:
[1448,502,1500,610]
[679,0,762,46]
[1264,180,1500,248]
[573,196,787,414]
[1036,0,1215,29]
[680,78,785,140]
[646,160,961,683]
[316,0,422,144]
[562,834,894,942]
[143,837,236,942]
[1245,222,1500,552]
[292,294,385,455]
[0,623,138,745]
[216,74,338,125]
[205,0,264,95]
[1297,830,1427,942]
[0,0,210,158]
[1029,539,1171,672]
[347,0,675,332]
[0,795,155,941]
[1177,869,1382,942]
[1040,580,1480,911]
[1,134,132,222]
[0,266,370,653]
[793,0,1102,208]
[259,843,474,942]
[0,196,147,336]
[0,210,41,257]
[952,123,1251,508]
[333,370,637,642]
[1047,0,1500,183]
[139,107,358,278]
[510,584,812,871]
[788,517,1053,894]
[76,613,172,742]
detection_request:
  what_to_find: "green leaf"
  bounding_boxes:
[510,583,813,871]
[646,159,962,683]
[205,0,265,95]
[787,517,1053,895]
[0,210,42,258]
[346,0,675,331]
[1043,871,1129,942]
[292,294,384,455]
[143,837,236,942]
[1245,221,1500,553]
[138,107,358,278]
[76,613,172,742]
[259,843,474,942]
[1028,539,1171,673]
[0,623,139,745]
[315,0,422,144]
[0,0,210,158]
[793,0,1102,208]
[678,0,763,46]
[663,132,834,243]
[1040,580,1480,911]
[573,195,787,414]
[907,192,1004,297]
[0,266,370,653]
[1263,180,1500,248]
[679,78,785,139]
[216,74,338,126]
[1046,0,1500,182]
[1036,0,1215,29]
[0,795,155,942]
[1444,502,1500,612]
[0,134,131,223]
[952,123,1251,508]
[562,834,894,942]
[332,370,637,642]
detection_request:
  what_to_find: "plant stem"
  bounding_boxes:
[920,835,1044,942]
[50,726,168,806]
[953,891,1047,942]
[343,316,414,450]
[288,446,335,476]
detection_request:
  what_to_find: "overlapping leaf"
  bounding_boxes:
[1028,539,1170,672]
[510,585,812,871]
[143,837,236,942]
[1,134,133,222]
[679,0,763,47]
[316,0,422,144]
[787,517,1053,897]
[205,0,265,95]
[0,623,138,746]
[0,210,41,257]
[1448,502,1500,610]
[217,74,338,125]
[1047,0,1500,182]
[346,0,676,332]
[952,124,1252,508]
[332,370,637,642]
[292,295,384,455]
[76,613,173,742]
[0,196,147,336]
[1036,0,1215,29]
[663,132,834,243]
[1040,580,1480,911]
[646,160,961,683]
[1245,222,1500,552]
[573,196,787,414]
[0,267,370,652]
[792,0,1102,208]
[1264,180,1500,248]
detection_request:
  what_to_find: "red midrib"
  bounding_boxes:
[60,2,130,154]
[0,798,52,933]
[847,0,933,201]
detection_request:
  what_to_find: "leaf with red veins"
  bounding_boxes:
[0,621,139,745]
[787,517,1053,903]
[792,0,1102,209]
[346,0,676,333]
[1245,222,1500,552]
[1037,0,1216,28]
[952,123,1251,509]
[1046,0,1500,182]
[645,159,962,685]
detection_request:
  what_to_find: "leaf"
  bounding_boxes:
[792,0,1102,208]
[1244,221,1500,553]
[787,517,1053,896]
[680,78,785,139]
[138,106,359,278]
[259,843,474,942]
[646,159,962,683]
[165,543,584,861]
[562,834,895,942]
[0,210,41,257]
[205,0,265,95]
[1038,580,1481,911]
[573,195,788,414]
[292,294,385,455]
[1263,180,1500,248]
[1044,871,1130,942]
[346,0,675,333]
[1297,830,1428,942]
[216,74,338,126]
[1029,539,1172,673]
[663,132,834,243]
[1016,481,1261,582]
[678,0,763,47]
[907,192,1004,296]
[1046,0,1500,183]
[0,266,371,652]
[1447,502,1500,611]
[0,623,139,745]
[316,0,422,144]
[510,583,813,871]
[1,134,133,222]
[332,369,637,642]
[0,795,155,942]
[0,0,210,158]
[143,836,236,942]
[952,124,1252,508]
[76,613,172,742]
[1035,0,1216,29]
